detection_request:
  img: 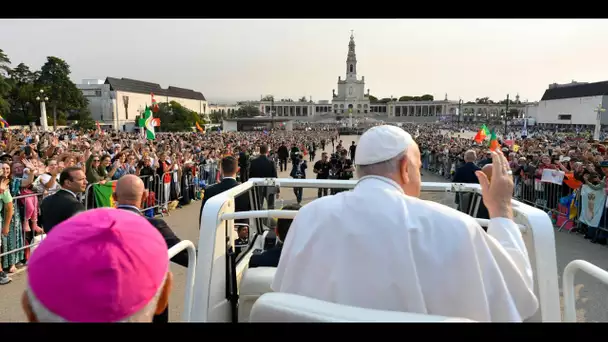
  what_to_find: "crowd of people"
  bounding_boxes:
[0,126,339,286]
[4,117,608,322]
[415,121,608,246]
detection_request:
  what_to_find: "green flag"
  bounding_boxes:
[137,106,156,140]
[489,129,499,151]
[93,181,116,208]
[481,124,490,136]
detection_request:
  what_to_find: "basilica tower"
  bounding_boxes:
[346,31,357,81]
[332,31,369,115]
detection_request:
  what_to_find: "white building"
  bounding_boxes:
[534,81,608,127]
[209,103,241,118]
[251,32,530,123]
[77,77,208,131]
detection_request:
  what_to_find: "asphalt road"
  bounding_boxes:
[1,134,607,322]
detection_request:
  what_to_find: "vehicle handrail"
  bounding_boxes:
[562,260,608,322]
[194,178,560,322]
[168,240,197,322]
[220,210,527,232]
[246,178,482,194]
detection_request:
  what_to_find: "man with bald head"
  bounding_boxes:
[452,149,482,212]
[273,125,538,322]
[113,174,188,323]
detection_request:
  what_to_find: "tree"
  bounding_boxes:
[420,94,434,101]
[261,95,274,101]
[378,98,393,103]
[399,96,414,101]
[499,98,517,105]
[71,107,96,130]
[8,63,40,125]
[209,110,223,123]
[234,104,261,118]
[36,56,88,129]
[476,97,494,104]
[155,101,201,132]
[368,95,378,102]
[298,96,307,102]
[0,49,12,115]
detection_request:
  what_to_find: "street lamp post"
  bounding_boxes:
[271,97,275,129]
[505,94,509,138]
[35,89,49,132]
[594,103,606,140]
[458,99,462,128]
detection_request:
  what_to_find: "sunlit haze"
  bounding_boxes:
[1,19,606,103]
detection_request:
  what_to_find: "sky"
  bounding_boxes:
[0,19,607,104]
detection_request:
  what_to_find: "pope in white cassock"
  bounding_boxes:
[271,125,539,322]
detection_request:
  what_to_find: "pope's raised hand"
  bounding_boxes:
[475,149,514,220]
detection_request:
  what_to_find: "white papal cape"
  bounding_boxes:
[271,176,539,322]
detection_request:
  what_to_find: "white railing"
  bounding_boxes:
[562,260,608,322]
[168,240,197,322]
[191,178,560,322]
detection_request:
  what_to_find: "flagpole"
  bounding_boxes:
[141,102,147,139]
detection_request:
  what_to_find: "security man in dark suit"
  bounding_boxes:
[249,144,278,210]
[452,150,481,212]
[349,141,357,164]
[199,156,251,227]
[234,224,249,256]
[277,142,289,172]
[113,174,188,323]
[249,204,301,268]
[39,167,87,234]
[238,146,250,182]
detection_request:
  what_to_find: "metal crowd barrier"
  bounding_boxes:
[0,192,52,262]
[0,161,217,268]
[422,154,460,179]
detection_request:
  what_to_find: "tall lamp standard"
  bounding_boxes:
[271,96,275,129]
[35,89,49,132]
[593,103,606,140]
[458,98,462,128]
[504,94,510,137]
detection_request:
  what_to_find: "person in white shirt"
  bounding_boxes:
[35,160,61,196]
[271,125,538,322]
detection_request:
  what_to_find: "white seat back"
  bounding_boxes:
[238,267,276,322]
[250,292,476,322]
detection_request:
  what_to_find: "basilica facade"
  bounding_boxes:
[330,31,371,115]
[255,33,532,123]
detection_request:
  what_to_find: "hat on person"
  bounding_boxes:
[356,125,415,165]
[26,208,169,322]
